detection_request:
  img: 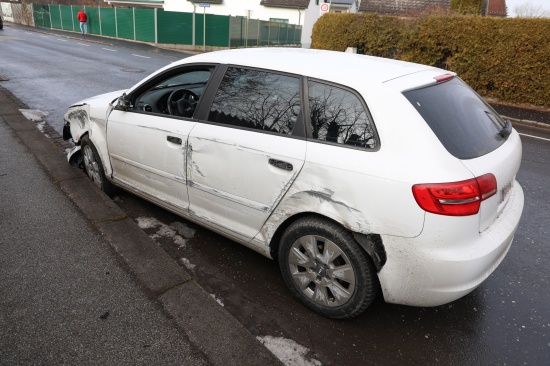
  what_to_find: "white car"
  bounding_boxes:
[63,48,524,319]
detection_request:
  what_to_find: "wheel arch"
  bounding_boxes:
[268,212,386,272]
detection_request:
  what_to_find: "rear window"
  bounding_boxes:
[403,78,507,159]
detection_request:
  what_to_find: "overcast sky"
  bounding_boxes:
[506,0,550,17]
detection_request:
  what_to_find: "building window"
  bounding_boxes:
[269,18,289,24]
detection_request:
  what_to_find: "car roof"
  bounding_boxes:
[177,48,441,87]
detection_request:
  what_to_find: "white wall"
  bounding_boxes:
[164,0,303,24]
[1,2,14,22]
[302,0,320,48]
[163,0,357,48]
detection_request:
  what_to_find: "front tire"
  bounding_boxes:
[278,217,378,319]
[81,136,115,197]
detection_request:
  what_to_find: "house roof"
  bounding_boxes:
[187,0,223,4]
[260,0,311,9]
[487,0,507,16]
[359,0,451,14]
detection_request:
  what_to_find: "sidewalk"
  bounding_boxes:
[0,88,282,364]
[490,101,550,129]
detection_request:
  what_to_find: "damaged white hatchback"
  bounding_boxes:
[63,48,524,319]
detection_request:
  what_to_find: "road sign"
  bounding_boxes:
[320,3,330,15]
[199,3,210,7]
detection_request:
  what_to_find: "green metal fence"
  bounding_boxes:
[229,17,302,48]
[32,4,301,48]
[85,7,100,35]
[135,8,155,43]
[100,8,116,37]
[33,5,51,29]
[157,10,193,45]
[116,8,134,40]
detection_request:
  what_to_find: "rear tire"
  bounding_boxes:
[278,216,378,319]
[81,136,115,197]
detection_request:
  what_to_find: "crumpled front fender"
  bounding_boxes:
[64,104,90,144]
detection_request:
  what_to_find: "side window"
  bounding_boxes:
[208,67,301,135]
[133,69,212,118]
[308,81,377,149]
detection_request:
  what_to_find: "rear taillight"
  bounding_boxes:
[412,174,497,216]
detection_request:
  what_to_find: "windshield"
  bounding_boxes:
[154,70,211,89]
[403,78,507,159]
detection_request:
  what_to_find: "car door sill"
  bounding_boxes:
[109,177,270,256]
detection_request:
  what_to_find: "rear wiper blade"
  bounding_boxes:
[499,119,512,139]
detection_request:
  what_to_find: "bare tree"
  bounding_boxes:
[514,2,550,18]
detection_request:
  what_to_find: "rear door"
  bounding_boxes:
[187,66,306,240]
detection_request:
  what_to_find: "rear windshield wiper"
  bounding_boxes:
[499,119,512,139]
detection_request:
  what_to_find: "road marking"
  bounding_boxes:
[132,54,151,59]
[519,133,550,142]
[40,35,49,38]
[102,48,117,52]
[57,38,68,42]
[77,42,90,47]
[25,32,33,34]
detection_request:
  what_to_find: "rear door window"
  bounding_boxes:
[308,80,377,149]
[403,77,507,159]
[207,67,301,135]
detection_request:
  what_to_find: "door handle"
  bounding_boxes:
[167,136,182,145]
[269,158,293,171]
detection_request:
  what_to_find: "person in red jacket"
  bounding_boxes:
[77,8,87,35]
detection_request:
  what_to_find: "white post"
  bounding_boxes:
[154,8,158,44]
[99,7,102,35]
[192,4,195,46]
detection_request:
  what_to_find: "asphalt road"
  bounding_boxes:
[1,23,548,365]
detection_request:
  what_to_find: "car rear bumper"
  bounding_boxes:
[377,181,524,307]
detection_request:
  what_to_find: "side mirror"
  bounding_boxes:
[116,93,132,110]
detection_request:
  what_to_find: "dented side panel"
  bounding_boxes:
[106,109,197,211]
[256,140,429,247]
[187,123,306,241]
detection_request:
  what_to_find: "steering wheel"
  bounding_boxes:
[167,89,199,117]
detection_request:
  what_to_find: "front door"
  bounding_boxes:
[107,110,195,211]
[106,66,214,212]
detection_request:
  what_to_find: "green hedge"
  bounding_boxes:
[450,0,483,15]
[312,14,550,108]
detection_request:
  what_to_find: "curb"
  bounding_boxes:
[0,87,282,366]
[504,116,550,130]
